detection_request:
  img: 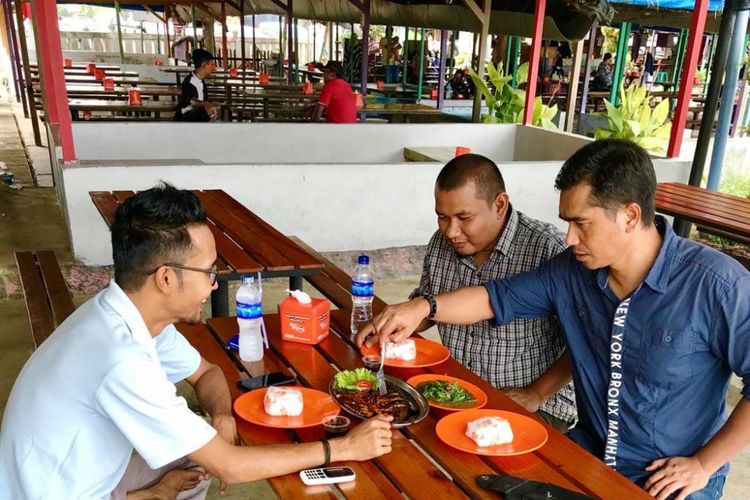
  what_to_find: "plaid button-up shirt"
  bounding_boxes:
[411,205,576,423]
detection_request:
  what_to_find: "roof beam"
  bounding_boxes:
[268,0,288,10]
[143,5,166,23]
[347,0,365,12]
[463,0,484,22]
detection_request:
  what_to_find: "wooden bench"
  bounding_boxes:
[291,237,387,315]
[14,251,75,349]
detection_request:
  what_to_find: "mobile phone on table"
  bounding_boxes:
[299,466,356,486]
[236,372,297,391]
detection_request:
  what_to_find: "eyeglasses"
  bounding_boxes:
[149,262,219,286]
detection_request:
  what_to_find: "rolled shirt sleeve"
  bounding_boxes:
[483,254,560,326]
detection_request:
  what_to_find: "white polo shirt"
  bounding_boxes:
[0,281,217,499]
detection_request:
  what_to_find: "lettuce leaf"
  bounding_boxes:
[333,368,378,392]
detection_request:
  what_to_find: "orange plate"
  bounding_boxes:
[436,409,548,456]
[234,386,339,429]
[361,338,450,368]
[406,374,488,411]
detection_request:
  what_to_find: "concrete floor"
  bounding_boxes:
[1,94,750,499]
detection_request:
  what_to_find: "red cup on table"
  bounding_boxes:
[430,86,438,99]
[259,72,269,85]
[102,77,115,91]
[303,81,314,95]
[94,69,105,81]
[307,63,316,72]
[86,63,96,74]
[229,67,238,77]
[153,59,163,66]
[64,58,73,68]
[83,110,92,120]
[376,80,385,90]
[128,88,142,106]
[455,146,471,157]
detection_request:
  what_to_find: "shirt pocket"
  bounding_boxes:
[638,328,699,388]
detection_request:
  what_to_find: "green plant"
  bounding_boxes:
[600,27,620,55]
[593,81,672,152]
[695,68,707,83]
[469,61,559,129]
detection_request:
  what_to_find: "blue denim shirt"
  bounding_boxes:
[484,217,750,484]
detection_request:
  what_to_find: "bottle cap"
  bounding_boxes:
[358,255,369,265]
[241,274,255,285]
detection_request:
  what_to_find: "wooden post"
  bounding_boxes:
[579,23,597,117]
[294,17,299,81]
[402,26,409,84]
[239,0,245,66]
[437,29,448,109]
[286,0,293,84]
[522,0,546,125]
[14,0,41,145]
[667,0,709,158]
[164,5,170,59]
[565,40,583,132]
[252,15,256,70]
[417,28,425,100]
[3,0,25,112]
[31,0,76,161]
[360,0,370,97]
[468,0,492,122]
[115,0,124,63]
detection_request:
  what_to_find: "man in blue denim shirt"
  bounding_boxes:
[358,140,750,499]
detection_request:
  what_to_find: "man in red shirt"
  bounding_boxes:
[312,61,357,123]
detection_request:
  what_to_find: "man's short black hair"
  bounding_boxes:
[603,52,612,61]
[436,153,506,206]
[192,49,215,69]
[555,139,656,226]
[111,183,208,291]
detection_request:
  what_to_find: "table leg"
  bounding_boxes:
[212,280,230,317]
[289,276,303,291]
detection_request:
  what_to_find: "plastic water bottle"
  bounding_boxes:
[350,255,374,336]
[236,275,264,362]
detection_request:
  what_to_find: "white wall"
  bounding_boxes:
[514,126,593,161]
[62,156,691,266]
[71,123,518,164]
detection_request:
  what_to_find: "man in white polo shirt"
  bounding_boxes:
[174,48,218,122]
[0,183,392,499]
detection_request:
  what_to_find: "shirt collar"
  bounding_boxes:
[594,215,675,294]
[102,280,159,361]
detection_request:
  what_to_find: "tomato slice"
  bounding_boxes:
[355,380,372,392]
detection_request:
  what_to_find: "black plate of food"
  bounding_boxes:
[328,368,429,428]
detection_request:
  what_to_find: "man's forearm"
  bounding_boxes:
[694,398,750,474]
[529,350,572,402]
[193,365,233,418]
[432,285,495,325]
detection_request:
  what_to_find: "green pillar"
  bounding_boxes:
[510,37,520,88]
[672,29,688,84]
[417,28,426,100]
[402,27,410,85]
[610,22,632,106]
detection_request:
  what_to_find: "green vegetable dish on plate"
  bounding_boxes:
[417,380,476,407]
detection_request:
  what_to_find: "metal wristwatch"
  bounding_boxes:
[419,293,438,320]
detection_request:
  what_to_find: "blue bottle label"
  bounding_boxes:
[352,280,374,297]
[236,301,262,319]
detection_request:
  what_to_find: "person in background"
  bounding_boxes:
[594,52,614,90]
[312,61,357,124]
[175,49,218,122]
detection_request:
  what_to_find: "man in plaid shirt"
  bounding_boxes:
[410,154,576,431]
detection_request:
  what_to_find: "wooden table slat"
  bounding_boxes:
[192,191,296,272]
[35,251,75,328]
[656,185,750,217]
[14,252,55,347]
[658,183,750,210]
[206,190,323,270]
[259,315,470,500]
[655,194,750,230]
[89,191,119,227]
[205,220,264,274]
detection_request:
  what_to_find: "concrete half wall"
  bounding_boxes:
[71,123,518,164]
[62,157,691,266]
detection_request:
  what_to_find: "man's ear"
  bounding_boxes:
[494,192,510,219]
[623,202,642,232]
[152,266,176,295]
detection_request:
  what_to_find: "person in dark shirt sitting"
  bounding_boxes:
[175,49,217,122]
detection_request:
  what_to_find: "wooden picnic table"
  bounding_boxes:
[362,103,443,123]
[179,308,650,499]
[31,74,157,85]
[67,99,176,120]
[29,67,139,78]
[89,190,323,316]
[655,182,750,244]
[28,62,121,71]
[61,84,180,99]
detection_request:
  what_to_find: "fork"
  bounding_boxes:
[377,341,387,395]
